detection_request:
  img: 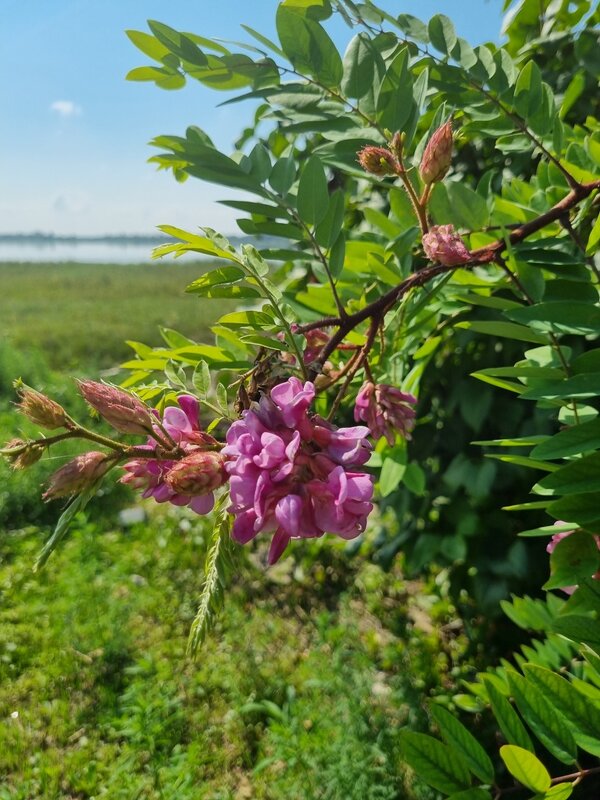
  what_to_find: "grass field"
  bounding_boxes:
[0,261,468,799]
[0,261,229,370]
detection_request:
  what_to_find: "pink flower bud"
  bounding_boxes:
[78,380,154,435]
[419,120,453,185]
[43,451,111,500]
[422,224,471,266]
[357,146,398,177]
[164,451,228,496]
[354,382,417,444]
[17,387,68,430]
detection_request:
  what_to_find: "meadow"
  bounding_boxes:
[0,261,467,799]
[0,260,230,370]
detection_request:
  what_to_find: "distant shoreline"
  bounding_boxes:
[0,233,175,245]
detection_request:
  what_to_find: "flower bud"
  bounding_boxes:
[357,146,398,177]
[17,387,68,430]
[422,224,470,266]
[43,451,111,500]
[164,451,228,496]
[78,380,154,435]
[1,438,44,469]
[419,121,453,185]
[389,131,404,161]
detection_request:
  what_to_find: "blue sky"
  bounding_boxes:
[1,0,505,236]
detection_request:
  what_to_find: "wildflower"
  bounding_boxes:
[422,224,471,266]
[120,395,223,515]
[354,382,417,444]
[17,387,68,430]
[222,377,374,565]
[420,120,453,185]
[44,451,112,500]
[78,380,154,435]
[357,145,398,177]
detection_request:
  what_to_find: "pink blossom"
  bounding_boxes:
[354,382,417,445]
[420,121,453,185]
[120,395,223,515]
[222,377,374,564]
[422,224,471,266]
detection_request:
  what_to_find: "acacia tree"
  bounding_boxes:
[4,0,600,796]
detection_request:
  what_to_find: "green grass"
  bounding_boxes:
[0,508,464,799]
[0,261,230,370]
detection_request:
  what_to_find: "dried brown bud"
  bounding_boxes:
[17,387,68,430]
[78,380,154,435]
[357,146,398,177]
[419,121,453,185]
[43,451,112,500]
[2,438,44,469]
[164,451,227,497]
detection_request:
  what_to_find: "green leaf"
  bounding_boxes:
[430,706,495,784]
[396,14,429,43]
[553,614,600,649]
[548,493,600,528]
[329,232,345,278]
[428,14,457,54]
[507,671,578,763]
[276,5,342,87]
[532,419,600,460]
[147,20,208,67]
[34,483,104,571]
[399,731,472,794]
[513,61,543,120]
[481,677,533,751]
[520,373,600,401]
[447,790,492,800]
[524,665,600,757]
[539,784,574,800]
[506,303,600,336]
[455,321,548,344]
[586,212,600,253]
[297,155,329,226]
[499,745,551,794]
[192,360,211,398]
[379,454,407,498]
[315,188,345,248]
[341,33,380,99]
[186,266,245,293]
[544,531,600,591]
[538,452,600,496]
[376,48,415,133]
[269,154,296,195]
[125,29,171,61]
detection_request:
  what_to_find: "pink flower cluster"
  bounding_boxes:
[354,382,417,444]
[223,378,374,564]
[121,395,225,515]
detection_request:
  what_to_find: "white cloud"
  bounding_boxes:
[50,100,82,117]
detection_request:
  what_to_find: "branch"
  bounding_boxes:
[302,179,600,378]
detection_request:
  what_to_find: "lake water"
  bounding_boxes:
[0,241,173,263]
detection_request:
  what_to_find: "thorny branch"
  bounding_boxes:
[298,179,600,381]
